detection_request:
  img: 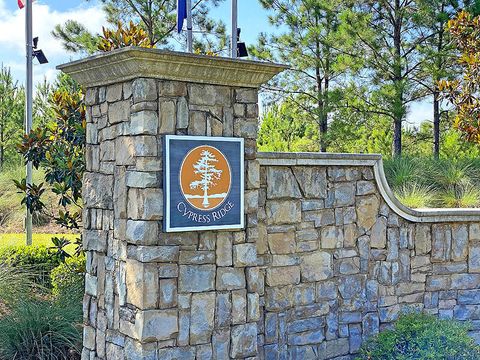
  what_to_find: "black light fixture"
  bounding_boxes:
[236,28,248,58]
[32,36,48,64]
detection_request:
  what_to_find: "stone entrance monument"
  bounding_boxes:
[60,48,480,360]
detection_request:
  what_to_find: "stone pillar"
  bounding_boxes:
[59,48,285,359]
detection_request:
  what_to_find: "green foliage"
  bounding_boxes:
[0,260,82,359]
[51,255,85,300]
[258,100,318,152]
[384,156,480,208]
[394,184,435,209]
[0,65,25,169]
[16,76,85,233]
[0,297,82,359]
[98,21,154,51]
[357,312,480,360]
[0,245,61,287]
[252,0,355,151]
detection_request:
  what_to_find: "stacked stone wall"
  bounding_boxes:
[67,49,480,360]
[257,160,480,359]
[81,78,262,359]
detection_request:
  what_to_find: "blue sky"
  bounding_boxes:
[0,0,431,125]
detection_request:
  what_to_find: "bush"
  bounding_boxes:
[51,255,85,300]
[0,245,61,287]
[0,262,82,359]
[357,312,480,360]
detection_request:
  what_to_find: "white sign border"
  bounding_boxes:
[164,135,245,233]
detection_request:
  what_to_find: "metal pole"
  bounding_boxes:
[186,0,193,52]
[25,0,33,246]
[231,0,237,58]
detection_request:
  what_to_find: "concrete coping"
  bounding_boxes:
[258,152,480,223]
[57,47,288,89]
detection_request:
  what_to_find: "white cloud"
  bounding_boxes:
[0,0,106,86]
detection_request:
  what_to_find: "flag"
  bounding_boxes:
[18,0,35,9]
[177,0,187,33]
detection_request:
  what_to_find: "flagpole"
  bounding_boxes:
[186,0,192,52]
[25,0,33,246]
[231,0,237,58]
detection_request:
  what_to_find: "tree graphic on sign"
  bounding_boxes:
[189,150,223,208]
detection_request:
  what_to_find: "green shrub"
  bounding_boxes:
[394,184,435,208]
[383,157,420,188]
[357,312,480,360]
[0,262,82,359]
[51,255,85,300]
[0,245,61,287]
[0,297,82,359]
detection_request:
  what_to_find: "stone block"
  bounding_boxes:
[188,111,206,135]
[266,266,300,286]
[178,265,215,293]
[266,167,302,199]
[159,279,177,308]
[432,224,452,262]
[128,188,163,221]
[371,216,387,249]
[338,275,365,300]
[268,231,296,254]
[470,244,480,273]
[132,78,157,103]
[321,226,343,249]
[232,289,247,324]
[235,88,257,103]
[233,243,257,266]
[125,171,158,188]
[357,180,376,196]
[301,251,332,281]
[129,110,158,135]
[83,230,108,252]
[230,323,258,358]
[189,84,231,105]
[159,81,187,96]
[125,259,159,309]
[190,292,216,345]
[216,233,233,266]
[106,83,123,102]
[452,224,468,261]
[125,220,158,246]
[216,267,246,290]
[176,97,189,129]
[242,292,257,323]
[266,200,301,225]
[84,173,113,209]
[127,245,178,263]
[292,167,327,199]
[108,100,130,124]
[135,309,178,342]
[356,195,379,231]
[246,267,264,295]
[115,136,157,165]
[179,250,215,264]
[159,100,176,134]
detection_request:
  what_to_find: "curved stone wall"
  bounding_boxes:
[257,152,480,358]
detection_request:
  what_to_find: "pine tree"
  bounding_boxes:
[0,66,24,169]
[52,0,227,54]
[251,0,357,152]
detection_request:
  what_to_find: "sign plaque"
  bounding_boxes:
[164,135,244,232]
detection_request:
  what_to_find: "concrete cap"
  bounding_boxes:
[57,47,288,89]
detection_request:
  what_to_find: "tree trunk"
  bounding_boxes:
[392,0,403,157]
[433,90,440,158]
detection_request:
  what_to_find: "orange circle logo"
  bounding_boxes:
[179,145,231,211]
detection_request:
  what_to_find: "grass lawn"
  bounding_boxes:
[0,233,80,253]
